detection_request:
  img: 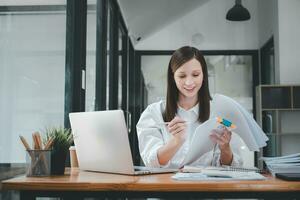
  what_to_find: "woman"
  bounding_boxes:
[136,46,243,169]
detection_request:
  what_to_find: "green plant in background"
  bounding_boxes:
[44,127,73,153]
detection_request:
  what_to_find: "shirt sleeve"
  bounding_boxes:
[136,104,168,168]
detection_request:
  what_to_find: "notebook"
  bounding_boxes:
[181,165,263,173]
[173,171,266,181]
[69,110,177,175]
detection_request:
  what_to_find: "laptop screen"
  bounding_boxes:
[69,110,135,174]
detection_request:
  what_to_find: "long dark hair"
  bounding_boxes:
[163,46,211,123]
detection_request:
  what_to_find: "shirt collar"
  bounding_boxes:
[178,103,199,115]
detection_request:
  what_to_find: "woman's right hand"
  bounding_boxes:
[167,116,187,143]
[157,116,187,165]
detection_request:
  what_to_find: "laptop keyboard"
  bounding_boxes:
[134,166,150,171]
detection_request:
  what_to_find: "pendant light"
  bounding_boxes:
[226,0,251,21]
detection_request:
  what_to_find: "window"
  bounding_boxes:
[0,2,66,163]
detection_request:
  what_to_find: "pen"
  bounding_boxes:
[148,121,190,129]
[155,122,170,126]
[156,121,191,126]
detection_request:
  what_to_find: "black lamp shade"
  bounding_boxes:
[226,0,251,21]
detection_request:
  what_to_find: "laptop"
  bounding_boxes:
[69,110,177,175]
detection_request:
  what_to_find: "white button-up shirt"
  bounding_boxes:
[136,100,243,169]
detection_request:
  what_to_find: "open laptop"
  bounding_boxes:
[69,110,177,175]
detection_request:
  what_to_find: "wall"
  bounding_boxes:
[258,0,277,47]
[132,0,300,84]
[135,0,259,50]
[277,0,300,84]
[258,0,280,83]
[258,0,300,85]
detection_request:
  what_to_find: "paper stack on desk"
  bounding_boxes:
[261,153,300,176]
[172,171,266,181]
[173,165,266,181]
[181,165,262,173]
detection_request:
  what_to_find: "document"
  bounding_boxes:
[181,94,268,165]
[261,153,300,162]
[182,118,217,165]
[181,165,262,173]
[211,94,268,151]
[261,153,300,176]
[172,171,266,181]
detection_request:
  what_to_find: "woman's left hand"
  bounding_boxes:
[210,127,233,165]
[209,127,232,151]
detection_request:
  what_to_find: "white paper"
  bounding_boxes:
[182,118,217,165]
[261,153,300,162]
[229,96,269,147]
[262,153,300,172]
[211,94,268,151]
[172,171,266,181]
[181,94,268,165]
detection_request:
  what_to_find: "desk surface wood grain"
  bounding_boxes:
[2,168,300,192]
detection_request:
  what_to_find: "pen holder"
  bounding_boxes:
[26,150,51,177]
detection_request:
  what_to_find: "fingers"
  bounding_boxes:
[168,116,186,127]
[210,132,225,144]
[168,116,186,132]
[222,128,232,141]
[168,122,186,134]
[167,116,187,137]
[210,127,232,146]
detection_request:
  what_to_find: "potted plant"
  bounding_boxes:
[44,127,73,175]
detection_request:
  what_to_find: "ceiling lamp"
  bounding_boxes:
[226,0,251,21]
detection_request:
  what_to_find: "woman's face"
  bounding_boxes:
[174,58,203,100]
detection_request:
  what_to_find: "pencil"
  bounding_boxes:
[32,133,39,150]
[19,135,31,150]
[19,135,34,165]
[44,137,54,150]
[35,132,43,150]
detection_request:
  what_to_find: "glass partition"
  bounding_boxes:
[141,55,253,112]
[0,3,66,163]
[85,1,97,111]
[106,5,111,110]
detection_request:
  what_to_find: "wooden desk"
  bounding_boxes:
[2,168,300,199]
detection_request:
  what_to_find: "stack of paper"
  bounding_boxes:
[181,165,262,173]
[172,171,266,181]
[261,153,300,176]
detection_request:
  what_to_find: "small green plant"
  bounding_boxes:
[44,127,73,153]
[43,127,73,175]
